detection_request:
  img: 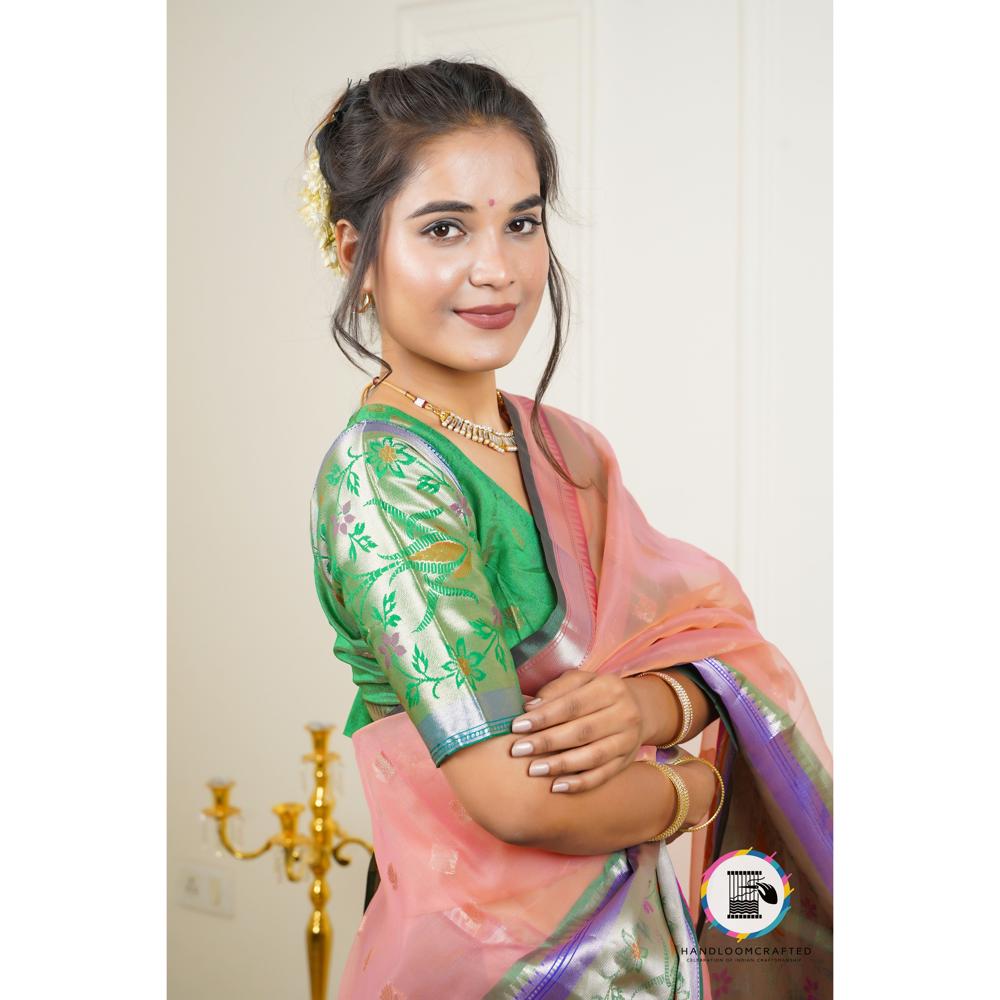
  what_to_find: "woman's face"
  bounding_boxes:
[344,126,550,376]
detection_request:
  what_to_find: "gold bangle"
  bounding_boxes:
[634,670,694,748]
[668,751,725,833]
[640,759,689,841]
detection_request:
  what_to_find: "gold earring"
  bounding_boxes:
[356,290,374,313]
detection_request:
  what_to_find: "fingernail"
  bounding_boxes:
[551,781,570,793]
[525,697,542,707]
[511,740,534,757]
[528,761,550,776]
[511,718,533,733]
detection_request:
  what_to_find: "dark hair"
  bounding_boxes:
[302,57,582,487]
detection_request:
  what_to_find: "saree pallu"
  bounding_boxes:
[336,391,833,999]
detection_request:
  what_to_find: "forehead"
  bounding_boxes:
[397,127,539,208]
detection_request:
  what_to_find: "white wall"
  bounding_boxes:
[168,1,830,995]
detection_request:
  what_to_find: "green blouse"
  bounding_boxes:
[310,401,558,763]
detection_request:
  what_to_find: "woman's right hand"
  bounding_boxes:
[508,669,646,794]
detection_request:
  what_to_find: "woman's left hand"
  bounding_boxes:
[509,669,649,793]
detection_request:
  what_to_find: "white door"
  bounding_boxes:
[393,0,832,891]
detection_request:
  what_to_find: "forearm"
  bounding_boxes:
[522,754,716,856]
[629,666,717,748]
[518,667,718,854]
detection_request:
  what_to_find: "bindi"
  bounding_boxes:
[488,198,495,206]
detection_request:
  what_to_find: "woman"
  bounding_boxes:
[305,60,832,999]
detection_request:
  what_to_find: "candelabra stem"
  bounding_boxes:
[306,875,332,1000]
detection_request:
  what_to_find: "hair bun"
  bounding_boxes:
[315,79,359,156]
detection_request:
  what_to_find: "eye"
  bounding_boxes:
[424,220,464,240]
[509,216,543,236]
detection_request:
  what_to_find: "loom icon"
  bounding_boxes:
[701,847,791,941]
[726,869,778,919]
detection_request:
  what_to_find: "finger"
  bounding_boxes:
[525,730,634,779]
[549,753,631,794]
[524,667,593,707]
[514,677,622,735]
[511,702,627,757]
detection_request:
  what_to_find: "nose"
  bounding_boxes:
[469,231,515,288]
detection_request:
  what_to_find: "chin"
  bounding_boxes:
[455,341,523,368]
[441,357,513,375]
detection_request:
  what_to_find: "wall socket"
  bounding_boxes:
[177,862,235,918]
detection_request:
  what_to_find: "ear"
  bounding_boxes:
[333,218,360,275]
[334,218,376,291]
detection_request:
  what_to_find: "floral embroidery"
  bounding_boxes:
[366,435,418,479]
[387,862,398,889]
[394,628,508,709]
[378,983,406,1000]
[710,965,733,996]
[613,927,648,973]
[632,592,657,623]
[372,590,401,632]
[572,887,696,1000]
[312,423,525,762]
[377,630,405,670]
[325,460,359,498]
[804,976,819,1000]
[453,637,484,683]
[412,537,469,567]
[429,843,459,875]
[331,499,355,535]
[318,499,376,564]
[372,751,395,783]
[593,988,625,1000]
[594,983,625,1000]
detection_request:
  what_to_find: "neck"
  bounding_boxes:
[365,354,503,427]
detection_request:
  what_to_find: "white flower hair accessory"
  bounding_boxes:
[297,146,343,275]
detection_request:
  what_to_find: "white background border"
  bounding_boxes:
[1,2,996,997]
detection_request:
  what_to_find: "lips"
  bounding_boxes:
[454,303,517,316]
[453,304,517,330]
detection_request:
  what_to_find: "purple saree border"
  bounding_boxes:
[511,856,633,1000]
[690,656,833,893]
[507,848,704,1000]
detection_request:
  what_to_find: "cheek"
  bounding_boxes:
[522,240,550,291]
[383,237,464,307]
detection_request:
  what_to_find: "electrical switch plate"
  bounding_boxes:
[176,862,235,918]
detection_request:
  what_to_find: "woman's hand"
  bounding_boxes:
[509,669,651,793]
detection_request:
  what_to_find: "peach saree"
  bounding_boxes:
[312,391,833,999]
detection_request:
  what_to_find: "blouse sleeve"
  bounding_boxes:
[310,420,526,766]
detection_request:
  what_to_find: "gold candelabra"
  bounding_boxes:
[202,722,372,999]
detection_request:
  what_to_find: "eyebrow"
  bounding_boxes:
[405,194,543,219]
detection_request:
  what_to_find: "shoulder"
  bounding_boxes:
[505,391,614,461]
[315,417,460,494]
[312,417,475,537]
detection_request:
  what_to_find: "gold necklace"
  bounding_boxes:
[359,376,518,453]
